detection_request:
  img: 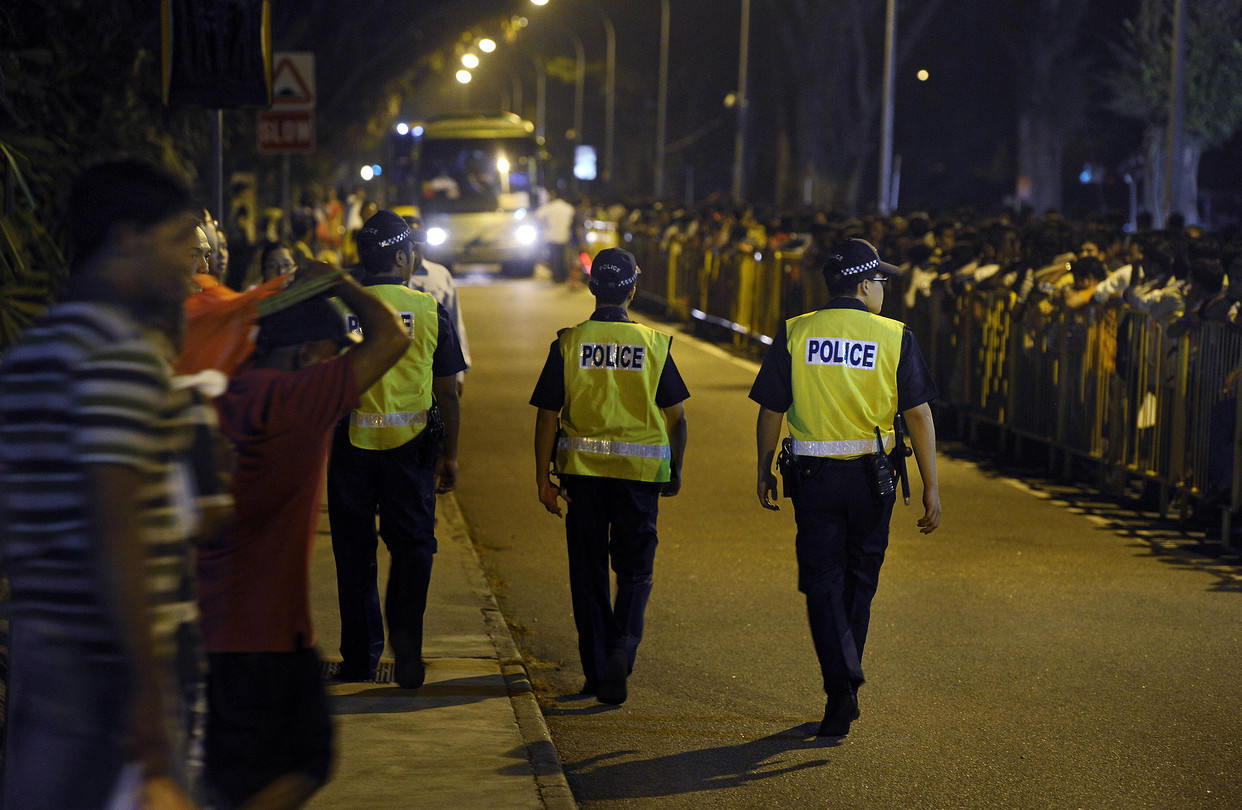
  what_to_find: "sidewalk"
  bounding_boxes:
[305,491,575,810]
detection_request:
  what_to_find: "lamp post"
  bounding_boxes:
[878,0,896,214]
[531,0,614,187]
[731,0,750,202]
[654,0,670,198]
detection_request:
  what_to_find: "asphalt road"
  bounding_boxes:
[453,277,1242,809]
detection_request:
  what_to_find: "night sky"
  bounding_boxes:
[280,0,1240,219]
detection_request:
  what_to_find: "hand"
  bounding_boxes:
[434,456,457,493]
[538,478,567,517]
[918,488,941,534]
[660,477,681,497]
[757,471,780,511]
[142,775,198,810]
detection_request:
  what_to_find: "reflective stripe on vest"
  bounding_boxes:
[350,410,428,430]
[786,307,903,459]
[555,320,673,482]
[348,285,439,451]
[557,435,672,460]
[791,435,894,457]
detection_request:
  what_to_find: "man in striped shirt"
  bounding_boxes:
[0,160,204,809]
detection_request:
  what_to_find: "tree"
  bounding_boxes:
[1107,0,1242,226]
[0,1,206,350]
[763,0,944,212]
[995,0,1094,216]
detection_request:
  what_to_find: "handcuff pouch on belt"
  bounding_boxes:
[777,437,798,498]
[413,403,445,467]
[867,426,897,501]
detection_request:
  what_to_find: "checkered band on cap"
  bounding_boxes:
[366,226,410,248]
[833,256,881,277]
[595,263,637,287]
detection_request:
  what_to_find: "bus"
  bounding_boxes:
[409,113,544,276]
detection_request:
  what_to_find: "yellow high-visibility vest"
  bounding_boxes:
[786,307,903,458]
[555,320,673,482]
[349,285,438,450]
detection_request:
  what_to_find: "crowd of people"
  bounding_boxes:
[3,153,1237,808]
[0,161,467,810]
[593,196,1242,334]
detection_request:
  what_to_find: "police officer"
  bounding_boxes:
[750,237,941,737]
[327,210,467,689]
[531,247,689,705]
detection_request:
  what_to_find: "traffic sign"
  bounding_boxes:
[258,52,315,154]
[257,110,315,154]
[271,52,315,109]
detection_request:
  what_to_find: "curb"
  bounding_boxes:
[438,493,578,810]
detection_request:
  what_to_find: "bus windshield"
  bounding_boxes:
[418,137,538,214]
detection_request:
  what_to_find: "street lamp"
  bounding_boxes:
[530,0,614,186]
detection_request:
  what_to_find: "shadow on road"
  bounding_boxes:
[557,726,842,802]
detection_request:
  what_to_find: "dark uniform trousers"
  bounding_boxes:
[327,420,437,677]
[791,456,894,696]
[562,475,661,685]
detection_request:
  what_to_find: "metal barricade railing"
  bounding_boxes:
[620,225,1239,547]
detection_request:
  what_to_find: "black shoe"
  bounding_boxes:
[580,679,598,695]
[817,690,858,737]
[596,649,629,705]
[395,657,425,690]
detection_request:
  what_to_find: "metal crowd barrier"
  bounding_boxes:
[616,225,1241,547]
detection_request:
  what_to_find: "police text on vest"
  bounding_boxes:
[345,312,415,337]
[579,343,646,370]
[804,338,878,369]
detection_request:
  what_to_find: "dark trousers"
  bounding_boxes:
[791,458,894,696]
[2,622,130,810]
[204,648,333,808]
[327,422,437,677]
[562,475,661,685]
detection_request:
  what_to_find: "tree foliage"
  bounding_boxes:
[0,0,206,350]
[1107,0,1242,148]
[763,0,944,212]
[1105,0,1242,223]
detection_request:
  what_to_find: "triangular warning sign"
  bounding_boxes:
[272,55,313,106]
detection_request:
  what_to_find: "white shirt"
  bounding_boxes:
[408,259,471,380]
[535,198,576,245]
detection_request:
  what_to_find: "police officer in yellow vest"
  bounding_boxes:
[531,247,689,705]
[327,211,467,689]
[750,237,941,737]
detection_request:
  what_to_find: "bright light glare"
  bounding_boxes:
[371,164,382,177]
[359,165,374,181]
[426,227,448,246]
[462,53,479,69]
[531,0,549,5]
[516,224,537,245]
[916,69,929,82]
[586,231,598,243]
[496,156,510,173]
[396,122,409,135]
[479,38,496,53]
[456,69,472,84]
[412,125,424,137]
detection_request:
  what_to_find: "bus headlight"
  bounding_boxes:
[426,227,448,246]
[515,224,537,245]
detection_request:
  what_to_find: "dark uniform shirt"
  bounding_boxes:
[748,298,938,413]
[530,306,691,410]
[359,275,468,377]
